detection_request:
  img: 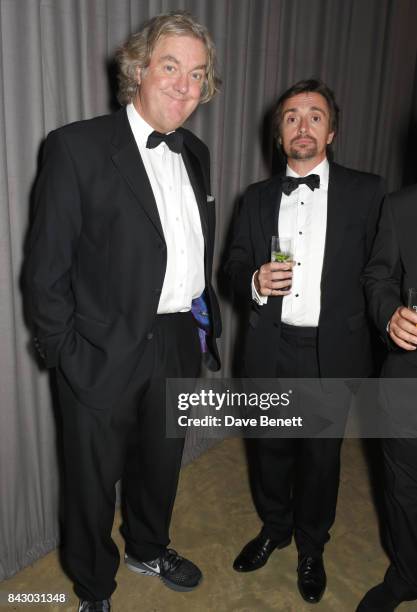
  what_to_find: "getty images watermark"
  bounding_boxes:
[165,378,417,439]
[176,388,302,429]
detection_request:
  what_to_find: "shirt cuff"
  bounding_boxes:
[251,271,268,306]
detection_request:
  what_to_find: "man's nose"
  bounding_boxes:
[174,73,189,94]
[298,117,309,134]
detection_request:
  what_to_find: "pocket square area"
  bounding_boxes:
[206,195,215,202]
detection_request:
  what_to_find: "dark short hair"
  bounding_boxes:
[272,79,339,143]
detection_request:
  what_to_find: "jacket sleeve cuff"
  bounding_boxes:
[251,271,268,306]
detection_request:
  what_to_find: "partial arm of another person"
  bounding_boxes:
[362,196,417,351]
[386,305,417,350]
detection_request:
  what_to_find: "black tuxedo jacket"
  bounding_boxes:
[363,184,417,367]
[225,162,384,378]
[25,108,221,409]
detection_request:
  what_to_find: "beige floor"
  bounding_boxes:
[1,438,416,612]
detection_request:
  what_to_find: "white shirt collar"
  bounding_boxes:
[286,158,329,190]
[126,102,156,147]
[126,103,179,158]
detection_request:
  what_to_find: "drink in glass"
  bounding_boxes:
[271,236,293,263]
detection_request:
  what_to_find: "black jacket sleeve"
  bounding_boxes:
[24,130,82,367]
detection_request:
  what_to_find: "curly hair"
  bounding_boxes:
[115,11,221,106]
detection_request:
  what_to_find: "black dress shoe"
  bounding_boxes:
[233,532,291,572]
[297,555,326,604]
[356,583,406,611]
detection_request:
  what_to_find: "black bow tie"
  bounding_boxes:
[281,174,320,196]
[146,130,183,154]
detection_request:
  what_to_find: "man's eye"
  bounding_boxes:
[312,115,321,122]
[191,72,203,81]
[164,65,176,73]
[287,116,297,123]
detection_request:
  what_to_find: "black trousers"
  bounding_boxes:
[252,324,344,556]
[379,354,417,600]
[56,313,201,601]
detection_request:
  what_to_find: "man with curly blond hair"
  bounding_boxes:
[25,11,221,611]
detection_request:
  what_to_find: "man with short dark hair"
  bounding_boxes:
[225,79,384,604]
[359,185,417,611]
[25,11,221,611]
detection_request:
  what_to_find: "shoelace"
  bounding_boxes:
[162,548,183,572]
[299,557,319,579]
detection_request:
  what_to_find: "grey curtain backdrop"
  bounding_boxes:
[1,0,417,581]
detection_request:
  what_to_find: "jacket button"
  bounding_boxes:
[146,332,153,340]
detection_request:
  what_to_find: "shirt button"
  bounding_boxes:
[301,202,304,205]
[295,294,299,297]
[176,217,179,222]
[297,262,301,266]
[298,231,303,235]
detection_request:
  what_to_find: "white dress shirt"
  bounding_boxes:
[126,103,205,314]
[252,158,329,326]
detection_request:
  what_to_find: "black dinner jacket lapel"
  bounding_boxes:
[110,108,164,240]
[320,163,351,288]
[251,173,285,323]
[259,173,284,262]
[180,134,209,243]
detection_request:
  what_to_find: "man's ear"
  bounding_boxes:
[327,131,335,145]
[136,66,142,85]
